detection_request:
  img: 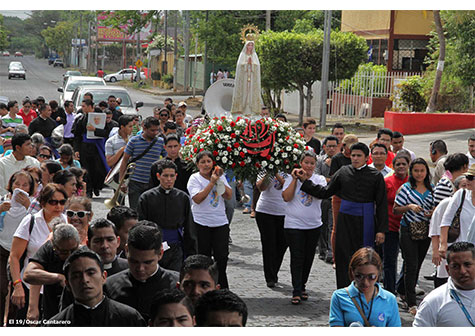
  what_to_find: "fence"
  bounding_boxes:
[327,71,420,118]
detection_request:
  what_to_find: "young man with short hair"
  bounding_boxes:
[369,143,394,177]
[48,246,145,326]
[106,205,138,258]
[331,123,345,152]
[430,139,449,185]
[105,114,134,168]
[149,135,192,193]
[368,128,396,168]
[28,103,57,138]
[414,242,475,327]
[149,288,194,327]
[466,134,475,167]
[105,223,179,323]
[62,100,76,145]
[391,131,416,161]
[177,254,220,305]
[2,100,24,139]
[194,289,248,327]
[87,218,128,276]
[119,116,165,209]
[138,159,197,272]
[297,142,388,288]
[0,133,40,195]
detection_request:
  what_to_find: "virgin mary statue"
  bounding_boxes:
[231,40,262,115]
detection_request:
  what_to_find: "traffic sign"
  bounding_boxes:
[135,59,143,68]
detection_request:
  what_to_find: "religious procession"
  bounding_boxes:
[0,9,474,328]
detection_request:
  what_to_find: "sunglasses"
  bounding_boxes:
[39,154,51,159]
[48,199,67,206]
[354,273,378,281]
[160,114,169,117]
[66,210,90,218]
[467,175,474,181]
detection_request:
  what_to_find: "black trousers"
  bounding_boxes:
[397,226,430,307]
[195,223,230,289]
[318,198,333,256]
[79,143,106,192]
[255,212,287,283]
[285,227,321,297]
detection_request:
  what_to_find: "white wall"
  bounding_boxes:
[282,81,322,117]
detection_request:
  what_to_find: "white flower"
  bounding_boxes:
[235,130,240,135]
[222,157,228,164]
[293,148,300,154]
[218,144,223,149]
[268,164,274,169]
[286,165,290,169]
[278,139,284,143]
[242,148,247,153]
[234,150,239,156]
[226,127,231,132]
[275,159,280,165]
[286,146,292,151]
[282,153,288,158]
[293,155,297,160]
[217,120,222,125]
[261,161,268,167]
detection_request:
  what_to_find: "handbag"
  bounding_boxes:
[448,189,466,243]
[345,288,371,327]
[408,220,429,240]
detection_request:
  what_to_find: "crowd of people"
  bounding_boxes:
[0,95,474,327]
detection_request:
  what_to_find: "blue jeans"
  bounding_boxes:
[383,231,399,294]
[243,179,253,208]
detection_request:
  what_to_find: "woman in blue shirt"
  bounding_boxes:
[394,158,434,316]
[329,247,401,327]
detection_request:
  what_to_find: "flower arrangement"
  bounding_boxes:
[180,116,308,182]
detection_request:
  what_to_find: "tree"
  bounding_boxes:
[0,15,8,51]
[426,10,445,113]
[258,30,367,125]
[41,21,74,61]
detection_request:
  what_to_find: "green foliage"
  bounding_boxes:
[146,34,175,53]
[394,76,427,112]
[292,19,317,34]
[0,15,8,50]
[41,21,74,59]
[101,10,160,35]
[339,63,388,97]
[162,73,173,84]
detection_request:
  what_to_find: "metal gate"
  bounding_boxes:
[327,70,420,118]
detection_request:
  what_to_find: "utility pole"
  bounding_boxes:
[94,15,98,74]
[79,12,83,69]
[203,10,208,91]
[87,21,91,74]
[266,10,271,30]
[184,10,190,92]
[163,10,168,75]
[319,10,332,129]
[173,10,178,92]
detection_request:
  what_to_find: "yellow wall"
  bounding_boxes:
[393,10,434,35]
[341,10,391,39]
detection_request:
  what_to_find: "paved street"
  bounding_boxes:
[1,55,474,327]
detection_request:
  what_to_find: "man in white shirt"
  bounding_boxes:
[430,139,448,185]
[467,134,475,167]
[0,133,40,195]
[413,241,475,327]
[368,143,394,177]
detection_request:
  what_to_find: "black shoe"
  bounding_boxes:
[266,281,276,288]
[86,191,93,198]
[325,254,334,264]
[94,188,100,196]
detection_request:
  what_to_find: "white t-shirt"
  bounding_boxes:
[428,197,451,278]
[0,194,30,251]
[413,278,475,327]
[440,189,474,238]
[255,173,288,216]
[13,209,68,288]
[283,173,326,230]
[187,172,231,227]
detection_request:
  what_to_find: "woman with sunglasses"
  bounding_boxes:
[0,171,35,320]
[8,183,68,323]
[37,145,53,163]
[65,196,93,245]
[329,247,401,327]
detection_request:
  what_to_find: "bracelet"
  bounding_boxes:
[13,279,22,286]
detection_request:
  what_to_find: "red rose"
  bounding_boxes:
[239,161,245,167]
[255,162,261,168]
[239,152,245,158]
[215,139,219,144]
[217,125,223,131]
[221,116,226,120]
[236,117,241,122]
[284,159,289,164]
[213,117,218,120]
[226,146,232,152]
[231,162,236,168]
[286,136,290,140]
[193,148,198,153]
[266,155,271,160]
[305,146,309,150]
[213,151,219,156]
[230,133,236,138]
[293,143,298,148]
[230,121,236,127]
[199,148,204,152]
[234,143,240,148]
[209,129,214,134]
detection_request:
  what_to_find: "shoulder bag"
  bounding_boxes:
[448,189,466,243]
[345,288,371,327]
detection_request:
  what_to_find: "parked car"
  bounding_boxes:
[8,63,26,80]
[104,68,145,82]
[48,54,59,65]
[62,70,82,87]
[14,51,23,57]
[53,59,64,67]
[71,85,143,115]
[2,51,10,57]
[58,76,106,107]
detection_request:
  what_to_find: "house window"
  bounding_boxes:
[392,39,429,72]
[366,39,388,66]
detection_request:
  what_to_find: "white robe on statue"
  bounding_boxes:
[231,41,262,115]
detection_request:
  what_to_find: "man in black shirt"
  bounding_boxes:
[139,159,197,271]
[23,223,81,320]
[105,223,179,323]
[149,134,192,193]
[28,103,57,139]
[87,218,128,276]
[48,246,145,326]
